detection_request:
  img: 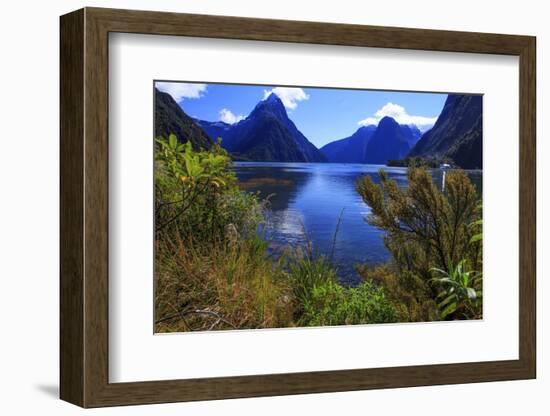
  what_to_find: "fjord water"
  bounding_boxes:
[235,162,482,286]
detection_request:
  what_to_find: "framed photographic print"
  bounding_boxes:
[60,7,536,407]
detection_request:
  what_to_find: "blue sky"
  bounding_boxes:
[155,81,447,148]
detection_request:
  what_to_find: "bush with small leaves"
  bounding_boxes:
[300,280,397,327]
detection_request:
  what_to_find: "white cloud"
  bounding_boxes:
[263,87,309,110]
[358,116,379,126]
[155,82,207,102]
[358,102,438,131]
[219,108,245,124]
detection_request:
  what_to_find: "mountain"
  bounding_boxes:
[321,120,422,164]
[320,125,376,163]
[363,117,417,164]
[409,94,482,169]
[402,124,423,147]
[196,94,326,162]
[154,88,212,150]
[194,119,236,146]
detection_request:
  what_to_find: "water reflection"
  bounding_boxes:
[235,162,482,286]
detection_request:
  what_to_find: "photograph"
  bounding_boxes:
[48,4,538,410]
[153,81,483,333]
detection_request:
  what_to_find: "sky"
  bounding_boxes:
[155,81,448,148]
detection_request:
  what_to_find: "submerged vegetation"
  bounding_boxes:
[155,134,482,332]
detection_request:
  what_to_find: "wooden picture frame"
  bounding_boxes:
[60,7,536,408]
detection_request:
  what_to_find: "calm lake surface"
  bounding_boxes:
[234,162,482,286]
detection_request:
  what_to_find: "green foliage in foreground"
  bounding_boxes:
[288,250,338,309]
[286,248,396,326]
[431,259,482,319]
[155,134,262,243]
[301,280,396,326]
[357,264,440,323]
[430,209,483,320]
[155,232,294,332]
[356,167,483,321]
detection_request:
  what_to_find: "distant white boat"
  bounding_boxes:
[440,164,450,191]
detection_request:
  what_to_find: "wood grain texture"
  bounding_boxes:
[518,38,537,376]
[59,7,537,408]
[88,7,532,54]
[59,8,85,406]
[83,9,111,406]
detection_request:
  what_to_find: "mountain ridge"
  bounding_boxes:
[363,116,414,164]
[157,88,481,168]
[196,93,326,162]
[408,94,482,169]
[321,118,422,164]
[154,88,213,150]
[320,125,376,163]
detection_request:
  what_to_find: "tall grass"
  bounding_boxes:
[287,249,337,309]
[155,231,295,332]
[155,226,398,332]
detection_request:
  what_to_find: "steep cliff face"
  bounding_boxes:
[154,88,212,150]
[409,94,482,169]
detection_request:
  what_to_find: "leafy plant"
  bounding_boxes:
[300,280,396,326]
[156,134,229,186]
[155,134,261,243]
[430,259,482,319]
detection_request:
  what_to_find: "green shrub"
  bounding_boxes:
[300,280,397,326]
[356,167,482,322]
[357,264,440,323]
[155,134,262,244]
[217,189,264,239]
[356,167,481,277]
[430,259,482,320]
